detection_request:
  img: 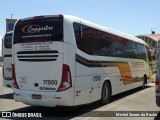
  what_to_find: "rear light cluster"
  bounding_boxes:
[57,64,72,92]
[12,64,19,89]
[156,81,160,93]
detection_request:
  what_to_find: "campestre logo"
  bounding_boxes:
[22,24,53,34]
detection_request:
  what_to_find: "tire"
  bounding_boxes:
[100,81,111,105]
[142,75,147,89]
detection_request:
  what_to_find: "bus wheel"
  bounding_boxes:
[142,75,147,89]
[100,81,111,105]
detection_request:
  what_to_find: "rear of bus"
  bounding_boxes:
[12,15,74,107]
[156,52,160,106]
[2,32,12,88]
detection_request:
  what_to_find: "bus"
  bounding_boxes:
[156,52,160,107]
[2,31,13,88]
[12,15,149,107]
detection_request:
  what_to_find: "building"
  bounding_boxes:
[137,33,160,53]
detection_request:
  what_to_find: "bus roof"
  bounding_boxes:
[15,14,147,46]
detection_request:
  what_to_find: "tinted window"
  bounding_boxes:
[4,33,12,48]
[140,45,147,59]
[73,22,147,59]
[132,42,138,58]
[14,17,63,44]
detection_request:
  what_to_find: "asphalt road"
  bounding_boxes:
[0,67,160,120]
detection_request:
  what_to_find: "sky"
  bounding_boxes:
[0,0,160,54]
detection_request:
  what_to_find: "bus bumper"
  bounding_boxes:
[3,79,13,88]
[13,88,74,107]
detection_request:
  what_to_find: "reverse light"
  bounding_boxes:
[57,64,72,92]
[12,64,19,89]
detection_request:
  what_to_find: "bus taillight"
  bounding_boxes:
[156,81,160,93]
[57,64,72,92]
[12,64,19,89]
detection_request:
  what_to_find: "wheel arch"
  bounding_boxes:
[99,79,112,105]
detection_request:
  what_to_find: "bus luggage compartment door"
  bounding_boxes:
[13,52,63,92]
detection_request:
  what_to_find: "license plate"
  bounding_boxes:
[32,94,42,99]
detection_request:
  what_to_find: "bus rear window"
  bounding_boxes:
[4,33,12,48]
[13,17,63,44]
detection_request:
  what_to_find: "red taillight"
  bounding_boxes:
[156,81,160,93]
[57,64,72,92]
[12,64,19,89]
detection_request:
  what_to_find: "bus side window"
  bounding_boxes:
[78,26,82,45]
[73,22,83,46]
